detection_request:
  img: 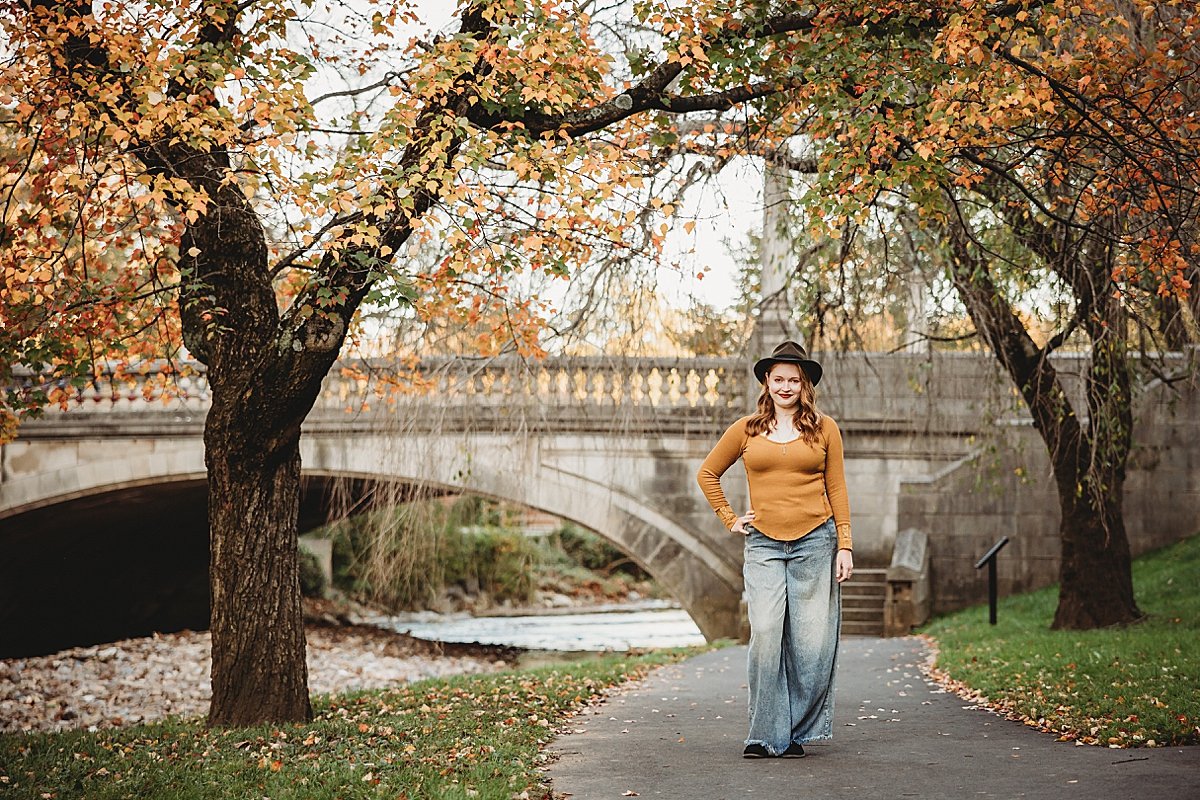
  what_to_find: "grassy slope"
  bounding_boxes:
[922,533,1200,747]
[0,649,696,800]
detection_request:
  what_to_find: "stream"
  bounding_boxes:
[370,601,706,652]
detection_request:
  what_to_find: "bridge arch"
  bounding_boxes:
[300,430,743,642]
[0,428,745,656]
[0,475,213,658]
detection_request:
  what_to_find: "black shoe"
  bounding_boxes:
[742,743,772,759]
[781,742,806,758]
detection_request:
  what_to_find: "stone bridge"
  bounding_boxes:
[3,352,1196,657]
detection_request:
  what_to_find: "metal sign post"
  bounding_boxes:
[974,536,1011,625]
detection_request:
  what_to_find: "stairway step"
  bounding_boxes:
[836,566,886,636]
[842,606,884,620]
[843,611,884,620]
[848,568,887,582]
[848,588,885,597]
[842,583,887,595]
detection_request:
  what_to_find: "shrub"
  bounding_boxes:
[298,546,327,598]
[549,524,648,579]
[321,498,653,611]
[442,527,538,605]
[325,497,537,610]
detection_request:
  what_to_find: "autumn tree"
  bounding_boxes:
[1,0,862,726]
[936,2,1197,628]
[736,0,1198,628]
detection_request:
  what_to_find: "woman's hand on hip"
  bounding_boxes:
[731,509,755,535]
[835,549,854,583]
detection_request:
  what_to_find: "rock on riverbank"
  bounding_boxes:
[0,622,516,735]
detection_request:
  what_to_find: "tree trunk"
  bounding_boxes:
[205,396,312,727]
[1051,310,1142,629]
[1053,487,1140,629]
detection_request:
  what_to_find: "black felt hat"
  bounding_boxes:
[753,340,823,386]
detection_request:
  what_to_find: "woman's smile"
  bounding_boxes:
[771,387,799,405]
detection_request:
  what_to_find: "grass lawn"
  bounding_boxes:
[922,533,1200,747]
[0,648,699,799]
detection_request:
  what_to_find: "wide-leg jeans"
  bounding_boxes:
[742,517,840,754]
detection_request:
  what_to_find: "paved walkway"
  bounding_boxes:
[547,638,1200,799]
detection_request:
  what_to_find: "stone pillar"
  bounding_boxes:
[298,533,333,589]
[899,273,931,353]
[752,159,797,354]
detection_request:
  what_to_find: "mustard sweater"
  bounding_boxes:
[697,415,853,551]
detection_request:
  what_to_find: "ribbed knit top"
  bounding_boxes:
[696,414,852,551]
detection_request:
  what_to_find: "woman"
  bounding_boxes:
[696,340,854,759]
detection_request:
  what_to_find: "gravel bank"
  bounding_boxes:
[0,623,516,735]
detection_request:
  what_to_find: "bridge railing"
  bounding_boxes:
[17,351,1172,437]
[318,356,746,406]
[9,362,211,408]
[315,356,751,434]
[10,356,751,434]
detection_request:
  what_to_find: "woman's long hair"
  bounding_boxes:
[745,367,823,443]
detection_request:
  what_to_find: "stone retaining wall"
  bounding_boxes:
[898,357,1200,615]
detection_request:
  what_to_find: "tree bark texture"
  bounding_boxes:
[205,401,312,726]
[1053,489,1139,629]
[195,256,350,724]
[201,314,350,726]
[1051,306,1141,629]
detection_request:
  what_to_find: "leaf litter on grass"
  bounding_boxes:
[921,534,1200,748]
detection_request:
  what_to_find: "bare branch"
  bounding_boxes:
[308,71,408,107]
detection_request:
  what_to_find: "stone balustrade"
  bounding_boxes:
[317,356,747,411]
[11,358,746,410]
[10,357,749,436]
[15,350,1180,439]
